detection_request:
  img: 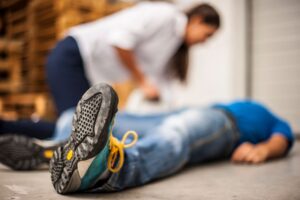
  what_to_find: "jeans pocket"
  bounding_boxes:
[189,121,237,164]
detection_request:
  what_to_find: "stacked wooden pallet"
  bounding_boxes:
[0,38,56,120]
[0,0,24,8]
[26,0,107,92]
[0,0,134,120]
[0,93,56,120]
[4,1,29,40]
[0,38,23,93]
[2,0,35,93]
[0,1,51,120]
[105,1,134,15]
[26,0,134,107]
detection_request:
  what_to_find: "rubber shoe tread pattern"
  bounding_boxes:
[49,83,118,194]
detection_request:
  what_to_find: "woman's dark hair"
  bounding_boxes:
[167,3,220,82]
[186,4,220,29]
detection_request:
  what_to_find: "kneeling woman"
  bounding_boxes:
[0,2,220,139]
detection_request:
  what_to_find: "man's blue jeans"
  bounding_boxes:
[52,108,239,191]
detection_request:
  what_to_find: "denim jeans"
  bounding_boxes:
[51,107,76,142]
[52,107,239,191]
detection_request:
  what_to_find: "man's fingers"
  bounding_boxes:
[242,149,266,164]
[231,150,245,162]
[231,142,254,163]
[252,157,264,164]
[244,150,258,163]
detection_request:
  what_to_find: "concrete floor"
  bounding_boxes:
[1,142,300,200]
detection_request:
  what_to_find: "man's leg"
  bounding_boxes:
[0,119,55,139]
[113,109,184,140]
[0,108,74,171]
[50,108,182,142]
[49,84,238,193]
[49,83,185,194]
[188,109,239,164]
[51,108,76,142]
[93,108,239,191]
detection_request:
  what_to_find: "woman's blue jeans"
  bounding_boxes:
[52,107,239,191]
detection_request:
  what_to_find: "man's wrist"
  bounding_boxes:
[256,143,271,159]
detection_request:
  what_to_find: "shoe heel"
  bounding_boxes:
[50,146,81,194]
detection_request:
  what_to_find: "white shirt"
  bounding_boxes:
[68,2,187,88]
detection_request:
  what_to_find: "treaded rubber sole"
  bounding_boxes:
[49,83,119,194]
[0,134,57,170]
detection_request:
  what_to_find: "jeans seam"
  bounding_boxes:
[190,123,228,151]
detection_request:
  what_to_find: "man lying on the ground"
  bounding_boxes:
[0,83,294,194]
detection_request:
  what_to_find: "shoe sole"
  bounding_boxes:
[50,83,119,194]
[0,134,57,170]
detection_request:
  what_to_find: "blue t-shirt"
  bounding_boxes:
[214,101,294,149]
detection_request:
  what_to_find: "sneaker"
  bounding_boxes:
[0,134,61,170]
[49,83,138,194]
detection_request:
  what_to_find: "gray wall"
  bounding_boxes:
[250,0,300,133]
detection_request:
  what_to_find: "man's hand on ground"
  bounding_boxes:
[231,142,269,164]
[231,134,289,165]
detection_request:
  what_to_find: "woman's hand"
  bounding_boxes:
[140,79,160,101]
[231,142,269,164]
[114,46,161,101]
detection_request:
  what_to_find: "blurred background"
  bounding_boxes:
[0,0,299,134]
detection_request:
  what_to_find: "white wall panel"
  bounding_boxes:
[251,0,300,133]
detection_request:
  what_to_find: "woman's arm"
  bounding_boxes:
[114,47,144,83]
[114,47,159,100]
[231,134,289,164]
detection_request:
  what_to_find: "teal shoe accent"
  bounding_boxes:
[79,140,110,190]
[79,122,114,191]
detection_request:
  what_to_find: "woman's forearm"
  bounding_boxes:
[114,46,145,84]
[113,46,160,99]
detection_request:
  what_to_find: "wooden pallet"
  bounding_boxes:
[0,93,56,120]
[0,61,22,93]
[0,0,135,121]
[105,1,134,15]
[25,0,109,92]
[0,0,24,9]
[0,38,23,93]
[4,0,30,40]
[0,38,22,53]
[29,0,106,37]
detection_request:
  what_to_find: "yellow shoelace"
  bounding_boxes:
[108,130,138,173]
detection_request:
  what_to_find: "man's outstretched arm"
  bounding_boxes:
[231,134,289,164]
